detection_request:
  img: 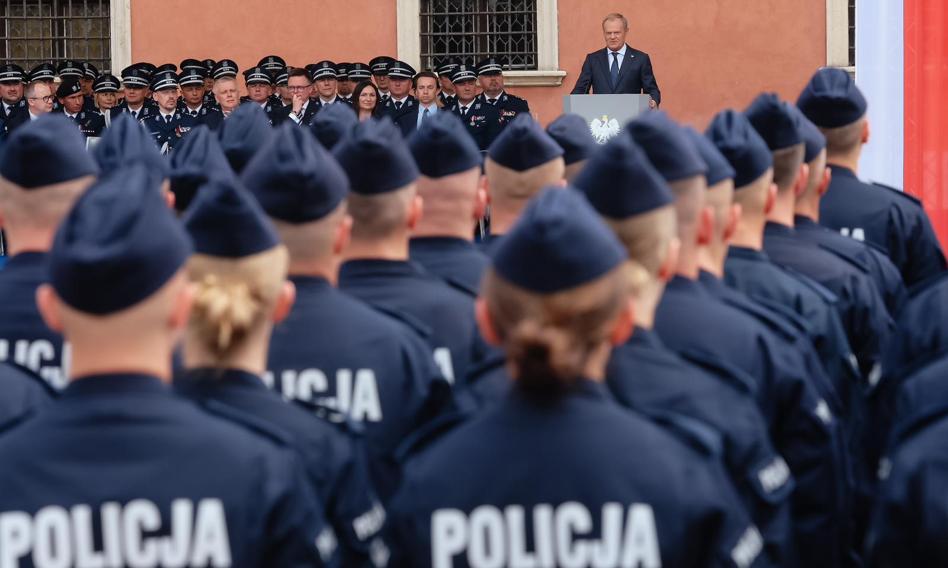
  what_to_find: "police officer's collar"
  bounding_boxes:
[792,215,820,230]
[483,91,505,102]
[339,258,424,279]
[763,221,795,237]
[627,326,664,349]
[4,250,49,268]
[507,376,611,406]
[61,373,168,399]
[288,274,333,290]
[158,108,175,119]
[666,274,709,295]
[389,95,408,104]
[409,236,476,252]
[179,367,267,392]
[697,269,727,294]
[319,95,337,105]
[727,245,769,262]
[826,163,857,179]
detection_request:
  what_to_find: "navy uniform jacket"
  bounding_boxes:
[65,109,106,138]
[865,399,948,566]
[386,380,766,568]
[196,106,225,130]
[607,327,795,566]
[570,44,662,104]
[267,275,452,500]
[0,362,53,428]
[437,91,456,108]
[821,164,945,287]
[794,215,907,315]
[408,237,488,296]
[114,99,157,121]
[763,221,894,381]
[3,107,30,135]
[725,245,860,405]
[339,260,478,387]
[0,98,26,121]
[655,275,852,568]
[884,353,948,455]
[0,373,328,567]
[0,252,67,389]
[381,96,417,137]
[202,91,219,110]
[884,272,948,380]
[239,98,287,126]
[142,110,196,153]
[476,90,530,128]
[176,368,387,567]
[449,100,502,151]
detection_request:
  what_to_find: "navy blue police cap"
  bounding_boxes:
[0,114,98,189]
[546,113,598,166]
[180,58,205,72]
[169,125,235,212]
[49,164,192,315]
[788,104,827,162]
[335,63,349,79]
[178,69,206,88]
[435,59,459,77]
[243,66,273,86]
[243,121,350,223]
[625,111,707,182]
[202,59,216,73]
[450,64,477,84]
[258,55,286,72]
[150,70,179,92]
[706,109,773,188]
[211,59,238,80]
[92,73,120,93]
[311,60,337,81]
[487,114,563,171]
[218,103,274,174]
[183,175,280,258]
[387,61,416,80]
[274,69,289,86]
[369,56,393,75]
[57,60,84,79]
[309,102,358,150]
[82,62,99,80]
[797,67,867,128]
[683,127,735,186]
[28,62,55,82]
[476,57,504,76]
[133,62,157,76]
[120,66,150,88]
[0,63,25,84]
[409,111,481,178]
[492,187,627,293]
[574,132,673,219]
[744,92,802,151]
[55,79,82,99]
[155,63,178,74]
[333,117,419,195]
[347,63,371,81]
[93,113,169,178]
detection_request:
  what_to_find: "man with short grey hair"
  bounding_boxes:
[571,12,661,107]
[5,82,53,133]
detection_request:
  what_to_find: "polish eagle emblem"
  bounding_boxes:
[589,115,621,144]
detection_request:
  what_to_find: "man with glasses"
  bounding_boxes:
[6,82,53,134]
[280,68,318,127]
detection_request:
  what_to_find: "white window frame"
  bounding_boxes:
[110,0,131,73]
[397,0,566,86]
[826,0,855,75]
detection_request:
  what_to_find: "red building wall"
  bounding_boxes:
[131,0,826,129]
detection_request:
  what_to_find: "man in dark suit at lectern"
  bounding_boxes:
[571,13,661,108]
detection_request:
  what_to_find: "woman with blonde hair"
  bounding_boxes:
[385,188,767,568]
[178,175,386,566]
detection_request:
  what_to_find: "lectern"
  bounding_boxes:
[562,94,651,144]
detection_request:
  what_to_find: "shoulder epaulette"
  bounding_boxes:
[817,242,872,274]
[872,181,923,206]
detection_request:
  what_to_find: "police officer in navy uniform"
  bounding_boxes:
[141,70,195,154]
[381,60,416,122]
[80,62,98,112]
[311,60,345,111]
[385,187,767,568]
[0,116,97,390]
[115,65,156,121]
[449,64,502,151]
[369,56,394,103]
[0,63,26,121]
[177,67,208,118]
[434,59,458,108]
[241,66,284,125]
[628,111,853,568]
[201,59,219,109]
[407,111,489,295]
[347,62,372,94]
[334,117,479,388]
[241,123,453,501]
[177,172,388,567]
[335,62,354,104]
[258,54,286,74]
[54,78,105,137]
[90,73,121,127]
[575,129,795,565]
[797,67,945,287]
[0,162,330,567]
[475,56,530,129]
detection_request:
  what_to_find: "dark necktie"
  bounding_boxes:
[422,108,429,122]
[488,98,497,106]
[165,115,172,124]
[395,101,403,111]
[611,51,620,89]
[130,110,137,120]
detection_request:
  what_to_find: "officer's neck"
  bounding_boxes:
[68,331,175,384]
[730,215,766,251]
[287,260,338,286]
[795,195,821,223]
[632,280,665,330]
[186,102,202,111]
[183,326,270,378]
[3,225,56,257]
[696,241,727,278]
[126,101,144,111]
[343,236,409,262]
[457,97,476,107]
[674,238,701,280]
[484,90,503,100]
[767,188,797,228]
[826,148,862,175]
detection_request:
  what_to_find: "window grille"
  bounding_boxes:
[420,0,537,72]
[0,0,110,72]
[848,0,855,67]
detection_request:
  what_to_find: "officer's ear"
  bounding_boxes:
[474,298,501,346]
[333,214,353,255]
[168,279,194,333]
[862,119,870,145]
[407,194,424,230]
[695,206,714,246]
[609,298,635,346]
[473,185,488,221]
[160,180,175,210]
[657,237,680,282]
[272,281,296,324]
[818,166,832,197]
[35,284,63,333]
[793,163,810,198]
[724,203,742,242]
[763,183,777,215]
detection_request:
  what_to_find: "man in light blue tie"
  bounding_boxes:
[571,12,661,108]
[394,71,439,137]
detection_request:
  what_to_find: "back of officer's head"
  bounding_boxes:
[707,109,775,225]
[182,174,290,362]
[485,114,565,213]
[797,67,868,159]
[626,111,708,244]
[243,122,350,270]
[574,133,677,279]
[408,112,484,236]
[333,117,420,243]
[39,163,192,350]
[682,127,738,243]
[547,113,598,182]
[744,93,806,194]
[792,107,831,204]
[481,188,631,398]
[0,115,98,247]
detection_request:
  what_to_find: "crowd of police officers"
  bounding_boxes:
[0,46,944,568]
